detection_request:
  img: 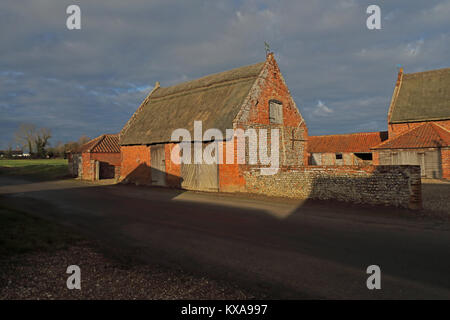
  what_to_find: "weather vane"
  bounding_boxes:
[264,41,271,55]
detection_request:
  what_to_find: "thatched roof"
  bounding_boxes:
[389,67,450,124]
[120,61,266,145]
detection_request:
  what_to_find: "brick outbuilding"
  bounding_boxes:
[373,67,450,179]
[119,53,308,192]
[373,122,450,179]
[308,131,388,166]
[68,134,121,181]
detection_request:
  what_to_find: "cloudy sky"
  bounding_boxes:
[1,0,450,149]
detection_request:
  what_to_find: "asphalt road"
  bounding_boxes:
[1,176,449,299]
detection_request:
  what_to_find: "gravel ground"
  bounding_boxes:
[422,179,450,215]
[0,242,257,300]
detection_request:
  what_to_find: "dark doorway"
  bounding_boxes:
[354,153,373,161]
[99,161,115,179]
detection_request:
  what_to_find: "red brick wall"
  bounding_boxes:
[218,140,246,192]
[243,55,304,127]
[90,153,121,166]
[442,148,450,179]
[389,120,450,138]
[120,145,151,185]
[372,152,380,165]
[81,152,94,181]
[81,152,121,180]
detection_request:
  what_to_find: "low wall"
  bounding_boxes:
[243,165,422,209]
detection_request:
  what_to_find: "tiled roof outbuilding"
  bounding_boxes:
[308,131,388,153]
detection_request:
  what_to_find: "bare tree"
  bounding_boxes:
[5,142,13,159]
[15,123,36,154]
[35,127,52,158]
[15,123,52,158]
[78,135,90,146]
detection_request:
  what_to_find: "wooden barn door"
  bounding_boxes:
[151,145,166,186]
[181,163,197,190]
[197,163,218,191]
[180,143,218,192]
[424,150,442,179]
[181,163,218,191]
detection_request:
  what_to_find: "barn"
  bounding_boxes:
[372,67,450,179]
[119,53,308,192]
[372,123,450,179]
[308,131,388,166]
[68,134,121,181]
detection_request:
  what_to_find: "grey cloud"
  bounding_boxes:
[1,0,449,147]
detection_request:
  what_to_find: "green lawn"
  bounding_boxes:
[0,159,67,167]
[0,159,68,181]
[0,204,81,258]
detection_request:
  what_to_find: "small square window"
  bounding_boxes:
[335,153,343,160]
[269,100,283,124]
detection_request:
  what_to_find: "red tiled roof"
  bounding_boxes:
[372,123,450,150]
[79,135,102,153]
[308,131,388,153]
[80,134,120,153]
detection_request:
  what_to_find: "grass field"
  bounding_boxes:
[0,159,68,181]
[0,159,73,255]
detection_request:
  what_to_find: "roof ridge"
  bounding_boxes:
[151,62,265,101]
[151,75,260,101]
[430,122,450,142]
[309,131,386,138]
[432,122,450,133]
[157,61,264,91]
[405,66,450,77]
[88,134,105,152]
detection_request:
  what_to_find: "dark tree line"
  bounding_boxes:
[9,123,90,159]
[47,135,90,158]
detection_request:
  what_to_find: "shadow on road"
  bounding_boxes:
[1,171,449,299]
